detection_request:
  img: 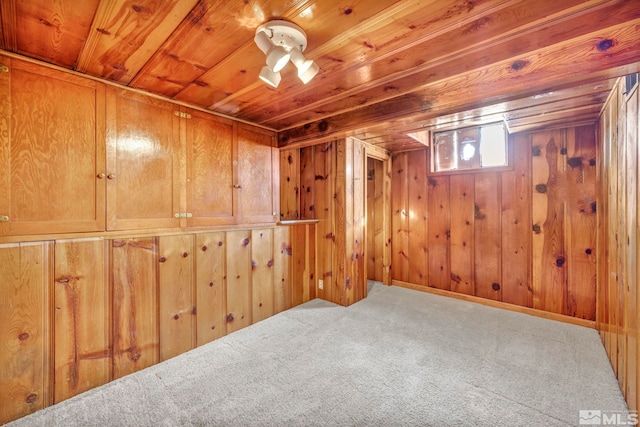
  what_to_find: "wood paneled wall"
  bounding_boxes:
[281,139,366,307]
[597,78,639,411]
[367,157,385,282]
[0,224,314,425]
[391,125,597,321]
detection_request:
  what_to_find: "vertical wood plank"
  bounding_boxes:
[252,229,274,322]
[366,157,376,280]
[158,235,195,361]
[352,139,366,303]
[0,242,50,424]
[54,239,109,403]
[407,150,428,287]
[373,158,385,282]
[274,226,293,313]
[382,155,393,285]
[449,174,475,295]
[427,175,450,290]
[391,153,409,282]
[280,148,300,220]
[195,232,226,346]
[226,230,252,333]
[112,238,158,379]
[501,135,533,307]
[565,126,597,320]
[290,225,306,306]
[314,142,334,302]
[616,82,627,392]
[474,173,502,301]
[532,130,566,314]
[300,146,315,220]
[335,139,349,306]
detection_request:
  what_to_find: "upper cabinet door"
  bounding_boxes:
[185,109,236,227]
[0,57,106,236]
[105,88,181,231]
[237,124,279,224]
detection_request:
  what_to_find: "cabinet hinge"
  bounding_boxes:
[174,212,193,219]
[0,215,9,222]
[174,111,192,119]
[0,64,8,73]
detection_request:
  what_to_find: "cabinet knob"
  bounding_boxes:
[233,184,242,189]
[97,173,106,179]
[107,173,116,180]
[0,215,9,222]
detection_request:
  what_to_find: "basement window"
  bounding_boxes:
[431,122,509,173]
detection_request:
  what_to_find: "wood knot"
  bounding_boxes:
[267,259,274,267]
[201,245,208,251]
[532,224,541,234]
[492,283,501,291]
[26,394,38,404]
[597,39,614,51]
[18,332,29,341]
[510,60,529,71]
[226,313,235,323]
[535,184,547,193]
[585,248,592,255]
[531,146,541,156]
[428,177,437,187]
[174,314,180,320]
[567,157,582,168]
[589,159,596,166]
[209,281,214,287]
[159,256,167,263]
[555,257,565,267]
[242,238,250,247]
[218,241,223,247]
[182,252,189,258]
[318,121,329,132]
[560,148,567,155]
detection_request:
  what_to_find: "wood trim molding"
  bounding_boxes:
[392,279,596,329]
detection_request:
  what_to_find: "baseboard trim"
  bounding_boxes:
[391,280,596,329]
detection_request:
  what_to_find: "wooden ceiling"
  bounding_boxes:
[1,0,639,152]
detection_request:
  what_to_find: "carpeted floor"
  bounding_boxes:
[7,282,627,427]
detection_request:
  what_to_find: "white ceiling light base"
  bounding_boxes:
[257,20,308,52]
[254,20,319,88]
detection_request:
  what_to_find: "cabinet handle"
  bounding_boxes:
[233,184,242,189]
[107,173,116,180]
[97,173,106,179]
[0,215,9,222]
[0,64,8,73]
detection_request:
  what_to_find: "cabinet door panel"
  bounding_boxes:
[186,110,235,226]
[0,57,105,236]
[237,124,278,224]
[106,88,180,230]
[54,239,109,403]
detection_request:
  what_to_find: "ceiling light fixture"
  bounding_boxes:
[254,20,319,88]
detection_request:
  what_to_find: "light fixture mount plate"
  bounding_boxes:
[257,20,307,52]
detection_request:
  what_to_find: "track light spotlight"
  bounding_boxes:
[254,20,319,87]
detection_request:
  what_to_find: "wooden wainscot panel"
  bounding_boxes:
[186,110,236,227]
[226,230,252,333]
[105,87,181,231]
[565,125,597,320]
[158,235,195,361]
[195,232,227,346]
[54,239,110,403]
[407,150,428,288]
[474,173,502,301]
[0,242,51,425]
[251,229,274,323]
[427,174,451,291]
[501,134,533,307]
[449,174,475,296]
[391,152,409,283]
[274,226,293,313]
[0,56,106,236]
[112,238,159,379]
[531,130,566,315]
[237,124,278,224]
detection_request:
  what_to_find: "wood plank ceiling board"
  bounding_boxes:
[173,0,400,111]
[1,0,100,67]
[75,0,199,83]
[278,19,640,146]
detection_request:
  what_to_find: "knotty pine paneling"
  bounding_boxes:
[0,242,51,425]
[280,148,300,220]
[226,230,252,333]
[313,142,335,303]
[158,234,195,361]
[195,232,227,346]
[54,239,109,403]
[366,157,385,283]
[597,78,640,411]
[390,125,598,320]
[252,229,275,323]
[112,238,159,379]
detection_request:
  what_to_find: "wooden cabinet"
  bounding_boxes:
[105,88,181,231]
[237,123,279,224]
[0,57,106,236]
[186,110,236,227]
